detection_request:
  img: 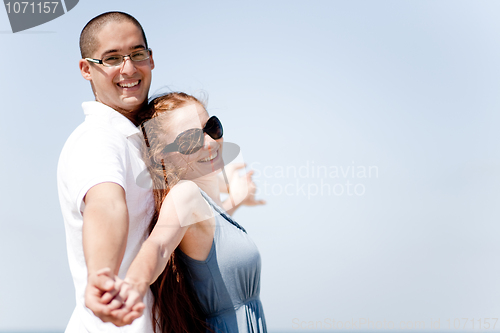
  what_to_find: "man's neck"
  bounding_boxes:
[97,100,148,126]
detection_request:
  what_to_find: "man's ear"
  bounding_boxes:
[79,59,92,81]
[149,49,155,70]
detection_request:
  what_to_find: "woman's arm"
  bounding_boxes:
[220,164,266,215]
[107,180,210,317]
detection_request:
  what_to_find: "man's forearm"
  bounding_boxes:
[82,182,130,276]
[83,200,129,275]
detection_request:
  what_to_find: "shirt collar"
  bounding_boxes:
[82,101,141,138]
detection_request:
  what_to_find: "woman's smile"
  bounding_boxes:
[197,149,219,163]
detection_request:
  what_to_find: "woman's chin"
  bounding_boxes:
[199,151,224,171]
[185,166,223,182]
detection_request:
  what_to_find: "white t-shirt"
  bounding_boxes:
[57,101,154,333]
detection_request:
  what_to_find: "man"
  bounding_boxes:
[58,12,156,332]
[58,11,264,332]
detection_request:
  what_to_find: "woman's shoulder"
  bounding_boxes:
[163,180,203,207]
[161,180,212,227]
[170,179,200,196]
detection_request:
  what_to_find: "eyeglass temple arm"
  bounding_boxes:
[85,58,102,64]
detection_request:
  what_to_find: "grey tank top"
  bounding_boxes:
[177,189,267,333]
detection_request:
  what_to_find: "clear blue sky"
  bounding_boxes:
[1,0,500,331]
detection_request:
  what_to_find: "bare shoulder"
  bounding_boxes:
[160,180,212,227]
[167,180,203,206]
[170,179,199,195]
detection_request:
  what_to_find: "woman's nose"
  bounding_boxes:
[203,133,218,149]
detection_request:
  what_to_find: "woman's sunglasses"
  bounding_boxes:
[163,116,223,155]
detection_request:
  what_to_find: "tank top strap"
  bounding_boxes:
[199,188,247,234]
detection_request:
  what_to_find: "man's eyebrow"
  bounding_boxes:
[101,49,119,56]
[101,45,146,56]
[131,44,146,50]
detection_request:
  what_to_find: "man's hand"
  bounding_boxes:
[85,268,144,326]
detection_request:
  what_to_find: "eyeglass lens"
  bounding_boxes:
[102,49,150,66]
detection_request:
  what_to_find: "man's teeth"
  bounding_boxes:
[118,81,139,88]
[199,150,218,162]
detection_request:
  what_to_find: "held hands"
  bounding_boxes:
[85,268,146,327]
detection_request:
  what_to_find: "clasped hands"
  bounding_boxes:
[85,268,148,327]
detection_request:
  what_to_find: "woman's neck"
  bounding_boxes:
[190,173,222,206]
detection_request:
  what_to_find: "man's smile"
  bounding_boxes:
[117,80,140,88]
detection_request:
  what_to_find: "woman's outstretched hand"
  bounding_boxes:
[222,163,266,214]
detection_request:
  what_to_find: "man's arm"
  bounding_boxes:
[82,182,143,326]
[83,182,128,274]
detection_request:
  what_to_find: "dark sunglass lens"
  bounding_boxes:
[177,129,204,154]
[205,116,223,140]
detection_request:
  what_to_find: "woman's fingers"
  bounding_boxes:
[122,290,142,311]
[109,283,145,323]
[100,278,122,304]
[106,278,126,310]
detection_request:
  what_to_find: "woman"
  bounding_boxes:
[110,92,267,333]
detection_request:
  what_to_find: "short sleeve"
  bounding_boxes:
[62,127,128,214]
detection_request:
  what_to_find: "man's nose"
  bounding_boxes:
[120,56,137,75]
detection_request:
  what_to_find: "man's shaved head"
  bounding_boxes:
[79,11,148,58]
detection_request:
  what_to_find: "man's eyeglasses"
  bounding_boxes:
[85,48,151,67]
[163,116,223,155]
